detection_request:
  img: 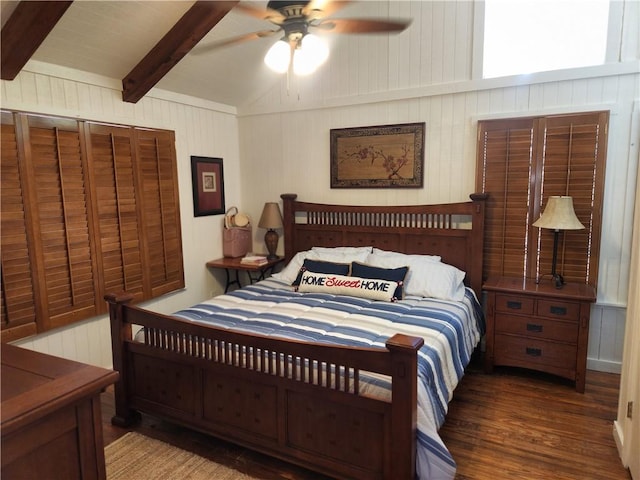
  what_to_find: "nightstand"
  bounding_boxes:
[483,276,596,393]
[206,256,285,292]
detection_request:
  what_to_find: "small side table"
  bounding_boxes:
[206,256,285,292]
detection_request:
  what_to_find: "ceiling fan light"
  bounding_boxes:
[264,39,291,73]
[301,34,329,65]
[293,34,329,75]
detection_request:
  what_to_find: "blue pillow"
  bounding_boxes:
[351,262,409,300]
[292,259,351,287]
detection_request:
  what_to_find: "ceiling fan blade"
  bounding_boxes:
[303,0,352,20]
[192,30,280,55]
[234,2,286,24]
[317,18,410,34]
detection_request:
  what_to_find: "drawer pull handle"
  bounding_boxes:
[506,301,522,310]
[550,306,567,316]
[526,323,543,332]
[526,347,542,357]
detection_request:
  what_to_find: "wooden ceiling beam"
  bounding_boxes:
[122,0,239,104]
[1,1,73,80]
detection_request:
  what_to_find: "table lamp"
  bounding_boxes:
[258,202,283,260]
[533,196,585,288]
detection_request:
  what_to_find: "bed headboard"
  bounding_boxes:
[281,193,487,298]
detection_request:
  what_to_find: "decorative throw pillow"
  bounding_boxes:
[291,259,351,287]
[297,271,400,302]
[351,262,409,300]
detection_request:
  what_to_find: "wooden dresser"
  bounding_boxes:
[483,276,596,393]
[1,344,119,479]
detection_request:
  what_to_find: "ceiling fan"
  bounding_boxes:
[194,0,411,75]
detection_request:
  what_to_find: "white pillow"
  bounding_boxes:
[366,253,465,301]
[312,246,372,255]
[272,248,371,284]
[297,271,399,302]
[271,250,310,284]
[311,249,370,264]
[371,248,441,263]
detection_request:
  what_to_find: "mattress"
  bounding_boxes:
[171,278,484,480]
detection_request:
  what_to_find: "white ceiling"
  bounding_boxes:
[1,1,405,107]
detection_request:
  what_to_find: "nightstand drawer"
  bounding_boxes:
[495,294,534,315]
[494,314,578,344]
[536,299,580,321]
[494,334,578,370]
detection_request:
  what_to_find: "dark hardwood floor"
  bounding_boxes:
[101,356,631,480]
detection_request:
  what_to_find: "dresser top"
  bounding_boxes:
[1,344,118,435]
[483,276,596,302]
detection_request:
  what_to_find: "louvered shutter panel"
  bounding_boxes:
[135,128,184,297]
[535,112,607,286]
[86,123,145,301]
[24,115,99,329]
[1,113,38,341]
[477,118,535,280]
[477,112,608,288]
[1,111,184,342]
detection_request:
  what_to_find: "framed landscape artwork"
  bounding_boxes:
[330,122,425,188]
[191,156,225,216]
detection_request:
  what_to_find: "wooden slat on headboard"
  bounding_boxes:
[281,193,487,298]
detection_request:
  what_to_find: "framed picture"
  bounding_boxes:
[330,122,425,188]
[191,156,225,217]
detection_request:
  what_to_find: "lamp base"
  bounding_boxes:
[536,273,565,289]
[264,229,279,260]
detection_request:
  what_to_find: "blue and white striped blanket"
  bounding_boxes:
[173,278,484,480]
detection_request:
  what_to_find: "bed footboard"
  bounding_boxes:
[106,293,423,480]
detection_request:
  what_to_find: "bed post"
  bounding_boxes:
[386,333,424,479]
[104,292,140,427]
[469,192,488,298]
[281,193,297,263]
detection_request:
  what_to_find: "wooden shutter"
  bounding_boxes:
[1,113,38,341]
[135,128,184,297]
[86,123,145,301]
[1,111,184,341]
[477,111,608,288]
[534,112,608,285]
[477,118,536,280]
[22,115,100,329]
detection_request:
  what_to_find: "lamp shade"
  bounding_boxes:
[264,39,291,73]
[533,196,585,231]
[293,34,329,75]
[258,202,283,230]
[264,33,328,75]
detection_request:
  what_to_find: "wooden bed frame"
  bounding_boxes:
[106,193,486,480]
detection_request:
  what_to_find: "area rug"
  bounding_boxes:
[105,432,255,480]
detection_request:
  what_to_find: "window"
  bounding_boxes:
[476,111,609,287]
[483,0,610,78]
[1,112,184,342]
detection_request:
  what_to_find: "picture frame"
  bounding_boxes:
[191,156,225,217]
[330,122,425,188]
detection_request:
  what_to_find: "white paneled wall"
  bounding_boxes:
[235,0,639,373]
[238,70,639,373]
[589,304,629,373]
[2,0,638,374]
[2,67,242,368]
